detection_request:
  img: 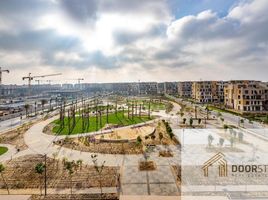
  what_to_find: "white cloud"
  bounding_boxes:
[0,0,268,84]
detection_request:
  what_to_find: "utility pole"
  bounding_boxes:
[44,154,47,196]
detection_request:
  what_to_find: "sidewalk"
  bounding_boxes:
[0,187,116,195]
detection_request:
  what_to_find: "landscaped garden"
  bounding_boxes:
[55,120,179,155]
[52,111,152,135]
[0,154,119,194]
[0,122,34,152]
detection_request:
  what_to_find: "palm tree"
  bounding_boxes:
[41,99,48,114]
[24,104,30,118]
[34,101,37,116]
[0,163,9,194]
[35,163,45,195]
[49,98,52,111]
[115,99,118,116]
[106,103,109,123]
[148,100,151,119]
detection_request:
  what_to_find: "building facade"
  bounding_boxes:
[224,80,268,113]
[192,81,225,104]
[178,82,192,98]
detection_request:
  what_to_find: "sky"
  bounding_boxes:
[0,0,268,85]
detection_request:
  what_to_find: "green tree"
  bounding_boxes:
[64,161,75,195]
[76,159,83,170]
[240,119,244,127]
[189,118,193,127]
[136,136,142,146]
[0,163,9,194]
[35,163,45,195]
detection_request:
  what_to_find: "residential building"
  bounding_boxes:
[192,81,225,103]
[139,82,158,95]
[164,82,178,95]
[224,80,268,113]
[178,82,192,98]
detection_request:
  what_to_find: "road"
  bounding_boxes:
[166,94,268,133]
[0,96,94,134]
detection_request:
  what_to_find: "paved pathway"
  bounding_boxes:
[0,101,182,196]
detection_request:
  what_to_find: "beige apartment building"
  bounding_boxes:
[192,81,225,104]
[224,80,268,113]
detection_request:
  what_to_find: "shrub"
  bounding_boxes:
[136,136,142,145]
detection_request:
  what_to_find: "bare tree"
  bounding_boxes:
[91,154,106,194]
[0,164,9,194]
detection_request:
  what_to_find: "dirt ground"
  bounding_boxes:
[56,121,180,155]
[95,125,155,140]
[56,138,144,154]
[0,155,118,190]
[0,122,34,151]
[30,193,118,200]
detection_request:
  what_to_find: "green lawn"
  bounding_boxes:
[76,105,114,114]
[207,105,240,116]
[53,111,152,135]
[0,146,8,155]
[126,101,166,111]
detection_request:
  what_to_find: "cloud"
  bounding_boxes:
[0,0,268,84]
[60,0,98,24]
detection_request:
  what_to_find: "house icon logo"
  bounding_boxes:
[202,152,227,177]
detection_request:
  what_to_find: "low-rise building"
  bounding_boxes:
[224,80,268,113]
[178,82,192,98]
[139,82,158,95]
[192,81,225,103]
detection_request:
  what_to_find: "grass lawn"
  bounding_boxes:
[53,111,152,135]
[207,105,240,116]
[0,146,8,155]
[127,101,166,111]
[207,105,268,124]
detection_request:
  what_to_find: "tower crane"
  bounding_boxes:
[0,67,10,85]
[77,78,84,84]
[65,78,84,84]
[35,79,46,85]
[22,73,62,88]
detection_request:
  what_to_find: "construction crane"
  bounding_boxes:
[35,79,46,85]
[65,78,84,84]
[77,78,84,84]
[46,80,53,85]
[22,73,62,87]
[0,67,10,85]
[45,78,84,85]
